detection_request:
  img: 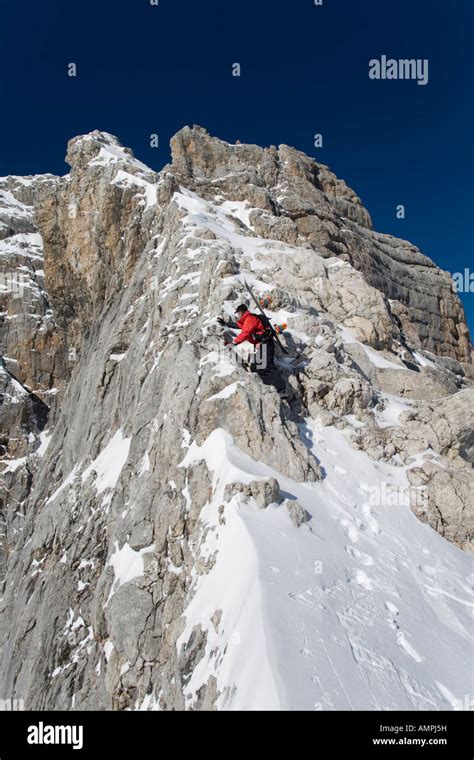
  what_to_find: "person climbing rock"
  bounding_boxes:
[218,304,289,398]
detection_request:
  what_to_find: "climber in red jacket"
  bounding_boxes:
[233,307,267,345]
[218,304,288,398]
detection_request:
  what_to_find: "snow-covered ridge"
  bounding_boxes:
[178,425,473,709]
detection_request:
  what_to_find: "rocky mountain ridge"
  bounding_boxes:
[0,127,472,710]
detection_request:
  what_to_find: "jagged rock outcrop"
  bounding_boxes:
[0,127,472,711]
[169,126,470,363]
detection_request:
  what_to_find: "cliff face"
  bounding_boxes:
[0,127,472,710]
[169,126,471,363]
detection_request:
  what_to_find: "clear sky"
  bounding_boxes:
[1,0,472,335]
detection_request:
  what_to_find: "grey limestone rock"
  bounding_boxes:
[0,126,472,711]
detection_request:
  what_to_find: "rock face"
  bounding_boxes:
[169,126,471,363]
[0,175,65,585]
[0,126,472,711]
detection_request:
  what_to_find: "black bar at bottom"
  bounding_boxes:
[0,710,472,757]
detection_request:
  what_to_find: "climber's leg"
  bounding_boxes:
[255,341,286,393]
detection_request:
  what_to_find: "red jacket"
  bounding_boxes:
[233,310,266,345]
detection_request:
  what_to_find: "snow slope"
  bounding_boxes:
[178,423,473,710]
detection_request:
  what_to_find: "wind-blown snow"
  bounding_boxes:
[81,429,131,494]
[0,189,33,221]
[338,325,407,370]
[178,423,473,710]
[175,188,298,275]
[35,430,52,457]
[219,199,254,228]
[46,464,81,505]
[413,351,437,369]
[111,170,157,210]
[87,141,153,175]
[3,456,27,473]
[375,394,414,428]
[207,381,244,401]
[362,344,407,370]
[200,351,236,379]
[106,541,154,604]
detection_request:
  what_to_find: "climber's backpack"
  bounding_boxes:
[250,312,274,343]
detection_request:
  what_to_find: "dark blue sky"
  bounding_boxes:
[1,0,472,335]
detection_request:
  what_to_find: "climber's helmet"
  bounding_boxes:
[235,304,248,317]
